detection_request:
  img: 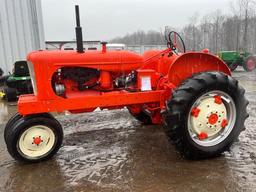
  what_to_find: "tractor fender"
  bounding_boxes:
[168,52,231,86]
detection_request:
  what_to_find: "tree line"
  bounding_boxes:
[111,0,256,54]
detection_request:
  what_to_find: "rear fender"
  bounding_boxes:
[168,52,231,86]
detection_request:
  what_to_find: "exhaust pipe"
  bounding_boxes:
[75,5,84,53]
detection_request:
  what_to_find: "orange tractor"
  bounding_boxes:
[5,6,249,163]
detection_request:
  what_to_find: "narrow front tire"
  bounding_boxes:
[5,116,63,163]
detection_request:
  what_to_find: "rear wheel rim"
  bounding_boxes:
[18,125,55,158]
[247,59,256,71]
[188,91,236,147]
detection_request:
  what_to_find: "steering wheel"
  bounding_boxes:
[166,31,186,54]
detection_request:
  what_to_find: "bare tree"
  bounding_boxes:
[111,0,256,54]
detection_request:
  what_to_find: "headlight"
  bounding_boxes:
[27,61,38,95]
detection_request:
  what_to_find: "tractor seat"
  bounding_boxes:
[14,61,30,77]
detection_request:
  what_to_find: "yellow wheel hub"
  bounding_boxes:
[188,91,236,147]
[190,97,227,138]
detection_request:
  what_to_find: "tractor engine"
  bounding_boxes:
[53,67,100,96]
[52,67,138,97]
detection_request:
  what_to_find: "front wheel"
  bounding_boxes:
[163,72,249,159]
[4,113,55,143]
[5,115,63,163]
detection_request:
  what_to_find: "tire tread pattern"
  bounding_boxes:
[163,72,249,160]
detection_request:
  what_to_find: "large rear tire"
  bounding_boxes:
[163,72,249,160]
[5,115,63,163]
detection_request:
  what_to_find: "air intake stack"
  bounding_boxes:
[75,5,84,53]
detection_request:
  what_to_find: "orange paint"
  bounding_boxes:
[208,114,218,125]
[221,119,228,128]
[214,95,223,105]
[198,132,208,140]
[18,47,231,125]
[191,107,201,118]
[33,137,42,145]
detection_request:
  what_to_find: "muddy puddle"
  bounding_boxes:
[0,69,255,192]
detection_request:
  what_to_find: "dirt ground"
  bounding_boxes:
[0,68,255,192]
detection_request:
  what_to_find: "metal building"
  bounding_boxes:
[0,0,45,74]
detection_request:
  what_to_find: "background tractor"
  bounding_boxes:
[217,51,256,71]
[4,6,249,163]
[3,61,33,102]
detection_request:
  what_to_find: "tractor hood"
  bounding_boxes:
[27,50,144,72]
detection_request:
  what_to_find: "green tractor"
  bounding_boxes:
[3,61,33,102]
[217,51,256,71]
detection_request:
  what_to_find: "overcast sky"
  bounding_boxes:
[41,0,232,41]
